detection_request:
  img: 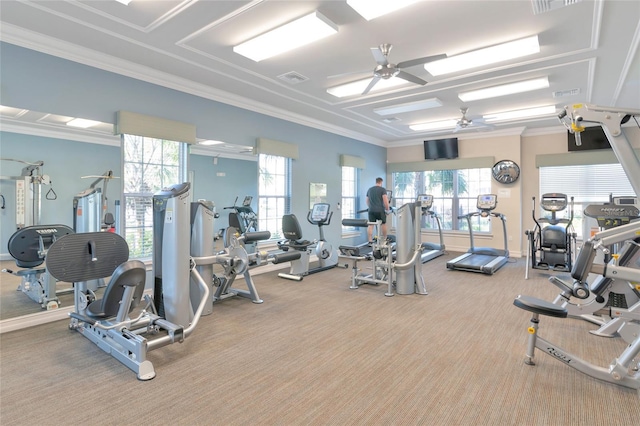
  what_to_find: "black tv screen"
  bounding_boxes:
[568,126,611,152]
[424,138,458,160]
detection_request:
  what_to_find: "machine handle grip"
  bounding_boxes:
[271,251,302,264]
[243,231,271,242]
[342,218,369,228]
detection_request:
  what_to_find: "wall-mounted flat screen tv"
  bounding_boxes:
[568,126,611,152]
[424,138,458,160]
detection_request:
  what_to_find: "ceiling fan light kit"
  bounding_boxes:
[233,11,338,62]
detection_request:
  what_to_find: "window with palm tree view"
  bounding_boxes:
[122,134,183,258]
[258,154,291,240]
[392,168,492,232]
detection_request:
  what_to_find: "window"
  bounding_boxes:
[341,166,359,231]
[258,154,291,239]
[539,163,635,239]
[392,168,492,232]
[122,134,183,258]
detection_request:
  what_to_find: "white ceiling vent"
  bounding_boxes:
[552,88,581,98]
[277,71,309,85]
[531,0,581,15]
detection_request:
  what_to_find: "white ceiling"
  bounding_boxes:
[1,0,639,153]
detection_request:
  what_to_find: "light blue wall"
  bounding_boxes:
[0,132,121,250]
[1,42,387,250]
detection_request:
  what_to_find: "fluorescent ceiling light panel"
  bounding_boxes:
[66,118,101,128]
[458,77,549,102]
[347,0,421,20]
[424,36,540,76]
[483,105,557,122]
[198,140,224,146]
[409,119,458,131]
[327,77,407,98]
[374,98,443,116]
[233,11,338,62]
[115,0,132,5]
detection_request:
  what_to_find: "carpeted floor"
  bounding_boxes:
[0,252,638,425]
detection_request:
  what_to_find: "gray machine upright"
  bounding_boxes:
[153,182,192,327]
[190,200,216,316]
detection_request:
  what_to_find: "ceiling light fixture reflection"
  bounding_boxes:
[424,35,540,76]
[233,11,338,62]
[327,77,407,98]
[483,105,557,122]
[346,0,421,20]
[66,118,101,128]
[373,98,443,116]
[458,77,549,102]
[114,0,132,5]
[409,119,458,131]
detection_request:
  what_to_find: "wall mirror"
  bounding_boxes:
[309,182,327,209]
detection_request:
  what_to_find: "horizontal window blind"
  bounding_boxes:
[540,164,635,202]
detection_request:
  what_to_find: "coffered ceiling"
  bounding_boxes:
[1,0,639,150]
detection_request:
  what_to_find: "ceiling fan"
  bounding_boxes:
[361,44,446,95]
[453,107,495,133]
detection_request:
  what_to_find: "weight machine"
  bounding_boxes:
[73,170,117,233]
[513,103,640,389]
[3,225,74,309]
[525,193,576,279]
[339,195,428,296]
[0,158,54,229]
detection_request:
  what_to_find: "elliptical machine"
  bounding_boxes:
[222,195,258,253]
[277,203,339,281]
[525,193,576,279]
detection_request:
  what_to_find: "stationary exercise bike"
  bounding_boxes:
[525,193,576,279]
[277,203,339,281]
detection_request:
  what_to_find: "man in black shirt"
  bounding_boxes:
[366,177,390,242]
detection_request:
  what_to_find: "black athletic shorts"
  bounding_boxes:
[368,211,386,224]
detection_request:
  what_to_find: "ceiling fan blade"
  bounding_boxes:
[397,53,447,69]
[362,76,381,95]
[395,70,427,86]
[370,47,388,66]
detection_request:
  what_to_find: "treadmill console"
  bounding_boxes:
[477,194,497,211]
[417,194,433,209]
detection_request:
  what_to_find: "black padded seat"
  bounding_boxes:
[86,260,146,320]
[513,295,568,318]
[281,214,312,250]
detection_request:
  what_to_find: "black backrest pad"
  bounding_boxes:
[282,214,303,239]
[46,232,129,282]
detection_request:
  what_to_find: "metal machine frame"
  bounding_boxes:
[514,103,640,388]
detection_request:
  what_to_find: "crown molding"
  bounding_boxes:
[0,24,384,147]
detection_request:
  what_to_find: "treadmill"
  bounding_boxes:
[417,195,446,263]
[446,194,509,275]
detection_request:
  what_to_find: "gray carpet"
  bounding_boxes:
[1,253,638,425]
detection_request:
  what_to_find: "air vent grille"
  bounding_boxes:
[277,71,309,85]
[531,0,582,15]
[552,88,581,98]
